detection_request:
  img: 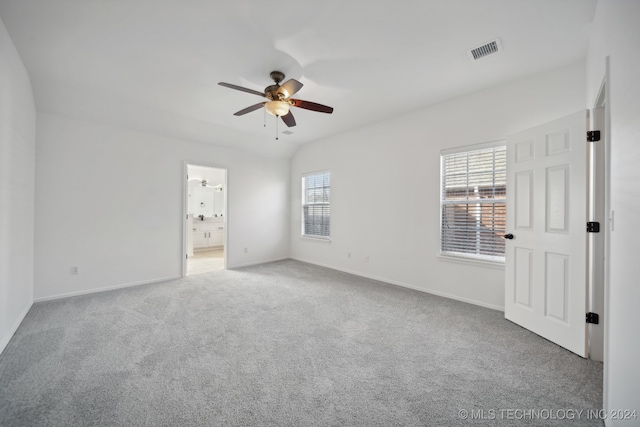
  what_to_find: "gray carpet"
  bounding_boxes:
[0,260,602,426]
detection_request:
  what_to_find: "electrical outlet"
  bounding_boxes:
[364,255,370,262]
[347,252,351,259]
[70,266,79,275]
[244,247,248,254]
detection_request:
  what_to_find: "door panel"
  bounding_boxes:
[514,248,533,308]
[546,165,570,233]
[505,111,588,357]
[545,252,569,322]
[515,171,533,229]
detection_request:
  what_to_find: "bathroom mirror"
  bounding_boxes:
[187,164,226,219]
[190,185,215,217]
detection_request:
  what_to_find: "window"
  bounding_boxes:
[302,171,330,239]
[440,143,506,262]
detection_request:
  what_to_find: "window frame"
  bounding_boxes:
[301,170,331,240]
[439,140,506,265]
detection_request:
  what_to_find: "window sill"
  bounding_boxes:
[438,254,504,270]
[301,235,331,243]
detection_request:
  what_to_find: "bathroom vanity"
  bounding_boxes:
[192,217,225,250]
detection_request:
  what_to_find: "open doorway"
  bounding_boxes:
[184,163,227,276]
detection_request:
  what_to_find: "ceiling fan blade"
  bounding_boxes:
[291,99,334,114]
[281,111,296,127]
[233,102,265,116]
[278,79,303,98]
[218,82,265,98]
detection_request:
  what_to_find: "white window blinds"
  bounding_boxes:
[302,171,330,238]
[441,144,506,261]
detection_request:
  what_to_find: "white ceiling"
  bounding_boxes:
[0,0,596,158]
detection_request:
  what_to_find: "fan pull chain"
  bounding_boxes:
[275,116,279,140]
[263,108,266,127]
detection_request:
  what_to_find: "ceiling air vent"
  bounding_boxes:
[467,38,502,61]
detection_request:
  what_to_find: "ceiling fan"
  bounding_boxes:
[218,71,334,129]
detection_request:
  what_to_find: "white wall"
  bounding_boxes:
[290,61,586,310]
[0,16,36,353]
[587,1,640,423]
[35,113,289,300]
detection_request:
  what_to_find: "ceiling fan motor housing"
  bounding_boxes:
[265,84,281,100]
[265,71,286,100]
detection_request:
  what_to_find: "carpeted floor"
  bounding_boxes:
[0,260,603,426]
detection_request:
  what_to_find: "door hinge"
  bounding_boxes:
[586,312,599,324]
[587,130,601,142]
[587,222,600,233]
[186,254,188,259]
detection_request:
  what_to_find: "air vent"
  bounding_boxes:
[282,130,294,135]
[467,38,502,61]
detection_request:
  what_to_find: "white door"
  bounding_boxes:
[504,111,588,357]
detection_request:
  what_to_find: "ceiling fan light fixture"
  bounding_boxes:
[265,100,290,117]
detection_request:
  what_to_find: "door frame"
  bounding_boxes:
[588,76,607,362]
[182,161,229,277]
[596,57,612,409]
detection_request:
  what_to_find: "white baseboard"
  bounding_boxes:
[34,256,291,302]
[290,257,504,312]
[0,300,33,356]
[227,257,289,270]
[34,275,182,303]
